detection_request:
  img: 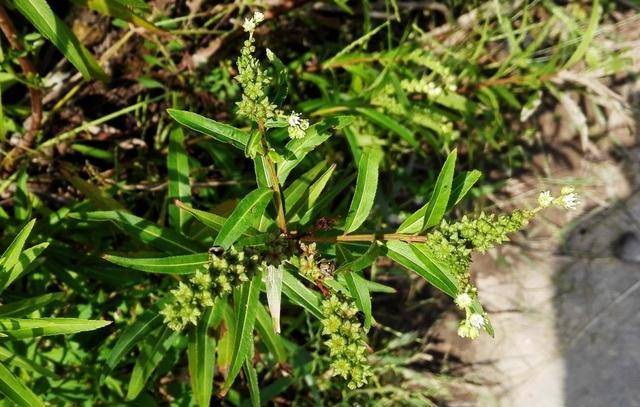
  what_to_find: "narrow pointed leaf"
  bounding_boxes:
[0,292,64,318]
[13,0,107,81]
[127,326,177,400]
[106,303,166,369]
[214,188,273,249]
[278,116,353,183]
[397,150,457,234]
[344,271,372,329]
[167,109,249,150]
[220,275,261,395]
[447,170,482,210]
[70,211,200,254]
[188,307,217,406]
[0,318,111,340]
[174,201,226,232]
[289,164,336,222]
[281,269,322,319]
[355,107,417,146]
[384,240,458,297]
[1,242,48,293]
[168,126,191,232]
[344,148,383,234]
[103,253,209,274]
[255,306,287,363]
[0,219,36,272]
[0,361,44,407]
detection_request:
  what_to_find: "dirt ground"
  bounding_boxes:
[432,67,640,406]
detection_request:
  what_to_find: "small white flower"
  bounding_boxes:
[288,111,302,127]
[560,193,579,210]
[537,190,554,208]
[454,293,472,309]
[469,313,485,329]
[242,11,265,33]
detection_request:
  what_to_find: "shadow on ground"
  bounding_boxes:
[556,192,640,406]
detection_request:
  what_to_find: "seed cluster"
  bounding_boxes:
[235,12,276,123]
[161,247,261,331]
[321,295,372,389]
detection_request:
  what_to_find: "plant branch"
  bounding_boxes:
[0,4,42,171]
[258,122,287,234]
[300,233,429,243]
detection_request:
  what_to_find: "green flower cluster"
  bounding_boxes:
[298,242,325,281]
[424,188,579,339]
[161,247,260,331]
[235,12,276,123]
[441,210,535,254]
[321,295,371,389]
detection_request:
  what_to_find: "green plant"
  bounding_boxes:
[0,220,111,406]
[85,13,578,403]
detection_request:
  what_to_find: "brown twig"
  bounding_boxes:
[0,4,43,171]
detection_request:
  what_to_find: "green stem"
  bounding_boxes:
[258,121,287,234]
[300,233,428,243]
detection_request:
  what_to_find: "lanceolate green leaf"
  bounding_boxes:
[103,253,209,274]
[107,303,166,369]
[344,148,383,234]
[0,318,111,340]
[384,240,458,297]
[167,126,191,232]
[355,107,417,146]
[335,242,380,274]
[174,201,226,232]
[188,307,217,406]
[344,271,373,329]
[289,164,336,222]
[397,149,457,234]
[284,161,327,212]
[0,242,49,292]
[13,0,107,81]
[447,170,482,210]
[127,326,177,401]
[244,344,260,407]
[0,346,54,378]
[214,188,273,249]
[167,109,249,150]
[0,219,36,272]
[255,305,287,363]
[298,172,357,225]
[220,274,262,396]
[277,116,353,183]
[0,361,43,407]
[281,269,322,319]
[0,292,64,318]
[70,211,200,254]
